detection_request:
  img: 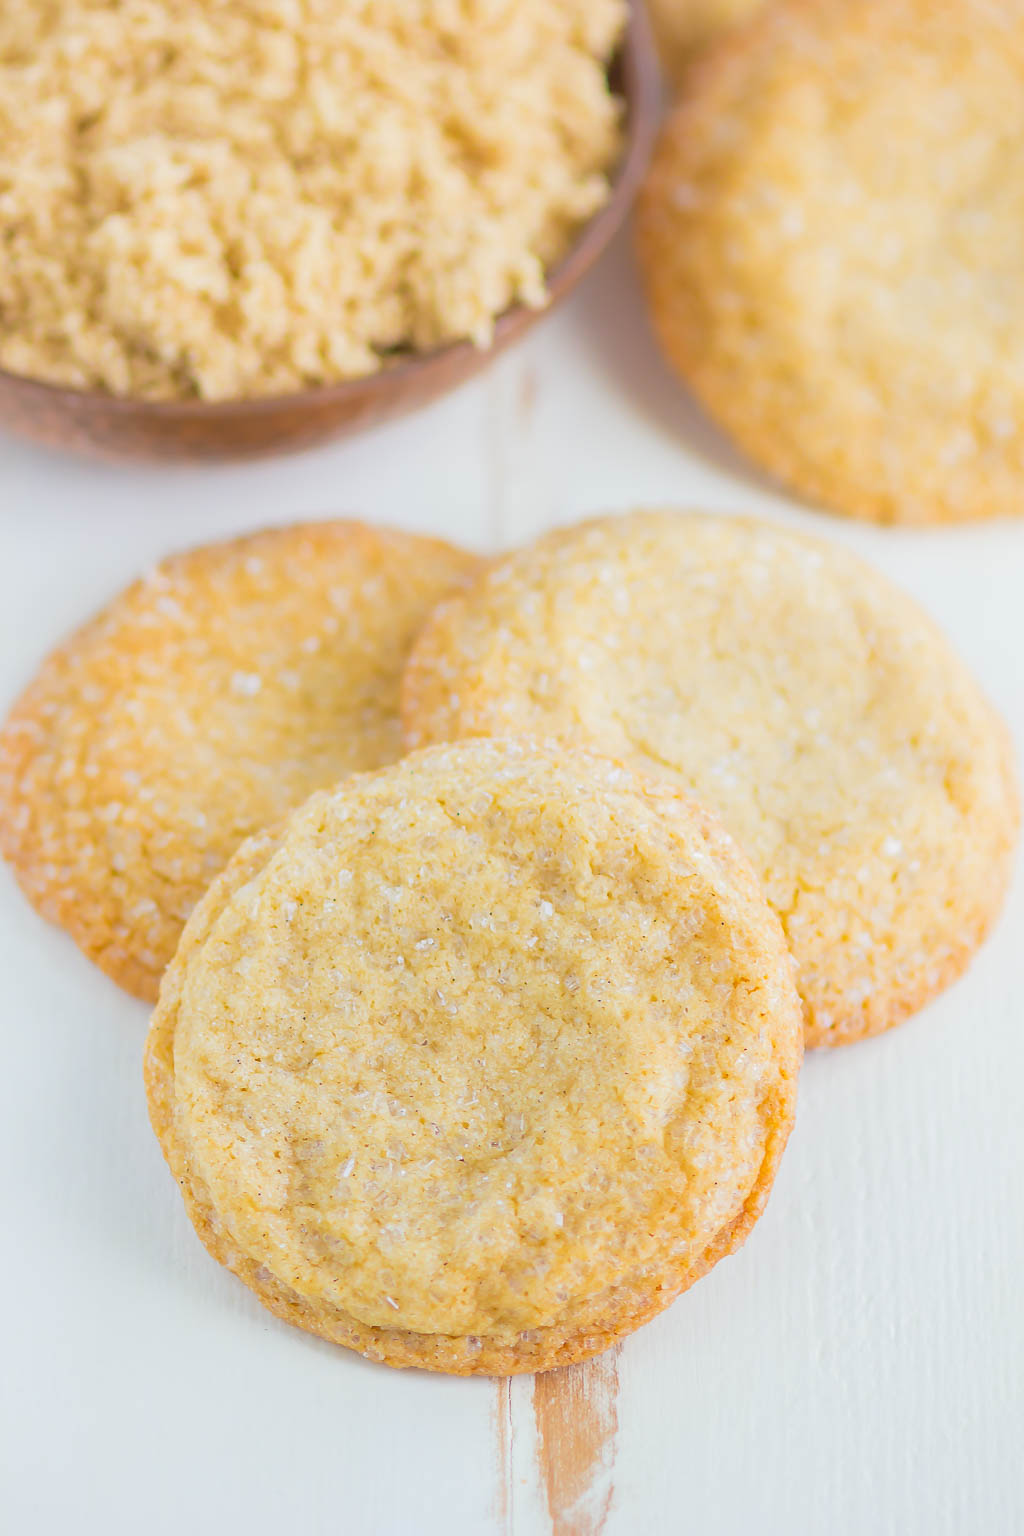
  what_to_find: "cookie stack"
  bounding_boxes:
[1,509,1015,1374]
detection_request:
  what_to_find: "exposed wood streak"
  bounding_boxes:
[493,1377,514,1534]
[518,364,539,427]
[533,1348,621,1536]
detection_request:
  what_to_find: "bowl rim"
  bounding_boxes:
[0,1,659,422]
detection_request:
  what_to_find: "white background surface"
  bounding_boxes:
[1,233,1022,1536]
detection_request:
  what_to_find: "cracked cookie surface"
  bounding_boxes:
[145,737,802,1374]
[403,512,1019,1044]
[0,521,477,1000]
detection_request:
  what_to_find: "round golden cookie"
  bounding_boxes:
[636,0,1024,524]
[648,0,763,88]
[145,737,802,1375]
[0,522,477,1001]
[402,512,1019,1046]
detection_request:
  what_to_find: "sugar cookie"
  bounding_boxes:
[403,512,1019,1044]
[637,0,1024,523]
[0,522,477,1000]
[145,737,802,1374]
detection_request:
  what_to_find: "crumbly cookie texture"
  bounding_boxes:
[402,512,1020,1046]
[648,0,763,88]
[145,738,802,1375]
[0,0,624,401]
[0,521,477,1001]
[636,0,1024,524]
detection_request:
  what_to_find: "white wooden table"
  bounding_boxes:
[2,232,1022,1536]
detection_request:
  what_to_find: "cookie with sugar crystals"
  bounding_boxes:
[145,737,802,1375]
[637,0,1024,524]
[0,521,477,1001]
[648,0,763,87]
[402,512,1019,1045]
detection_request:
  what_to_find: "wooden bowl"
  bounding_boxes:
[0,4,658,463]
